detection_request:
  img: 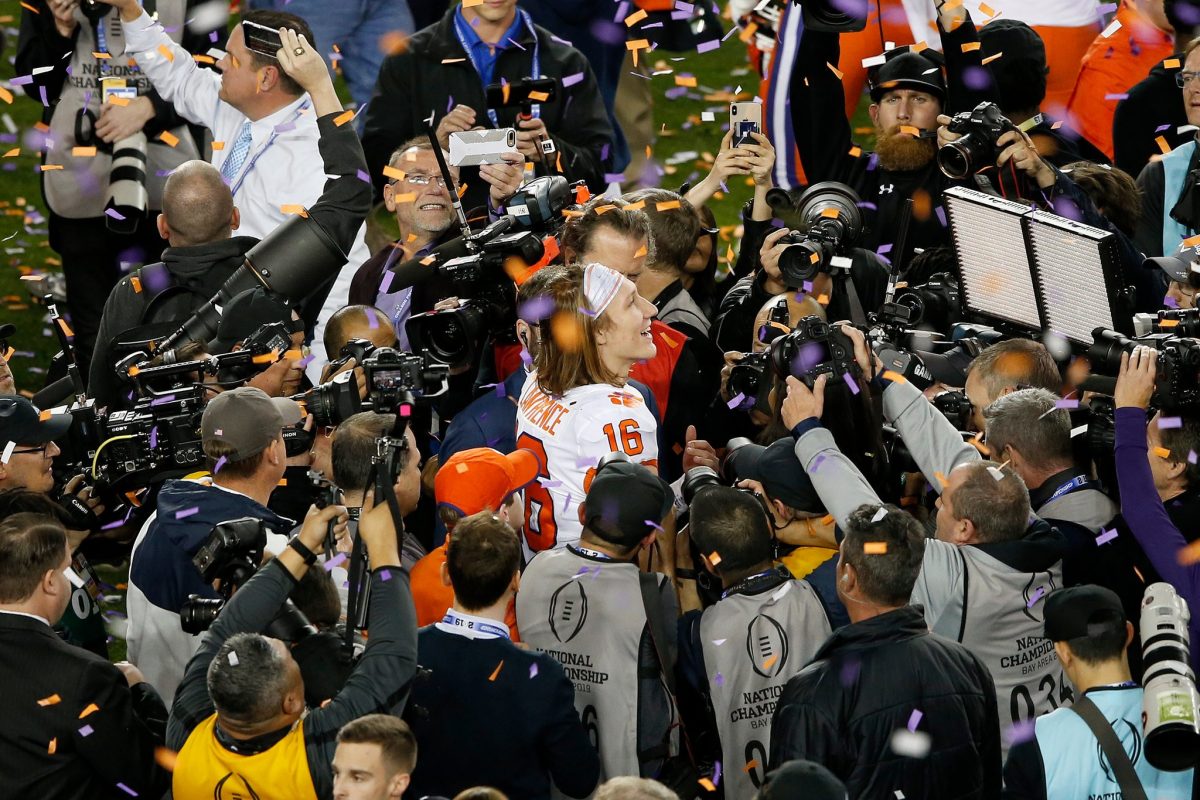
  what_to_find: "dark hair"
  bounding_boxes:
[900,245,957,286]
[453,790,509,800]
[950,461,1031,543]
[1063,610,1129,666]
[1160,412,1200,490]
[0,489,76,528]
[204,438,270,480]
[623,188,700,273]
[842,504,926,606]
[1062,162,1142,238]
[337,714,418,774]
[239,11,316,97]
[290,568,341,629]
[689,487,773,576]
[331,412,408,492]
[323,305,394,361]
[560,196,654,264]
[446,512,521,611]
[207,632,289,725]
[687,203,720,311]
[0,512,67,603]
[968,338,1061,397]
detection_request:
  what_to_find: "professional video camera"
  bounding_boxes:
[1140,582,1200,771]
[873,273,962,342]
[295,346,450,427]
[1134,309,1200,338]
[1088,327,1200,410]
[938,102,1019,180]
[727,317,861,411]
[180,517,319,640]
[767,182,864,289]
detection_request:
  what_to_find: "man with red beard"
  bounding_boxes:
[786,3,999,268]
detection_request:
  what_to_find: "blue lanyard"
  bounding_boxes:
[1045,475,1096,504]
[442,609,511,640]
[451,9,541,127]
[228,99,312,198]
[570,544,615,562]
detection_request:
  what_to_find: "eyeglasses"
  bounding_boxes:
[1176,71,1200,88]
[391,174,448,188]
[10,443,52,457]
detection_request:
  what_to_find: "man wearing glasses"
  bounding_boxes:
[348,137,523,348]
[1134,39,1200,260]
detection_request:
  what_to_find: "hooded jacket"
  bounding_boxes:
[770,605,1001,799]
[126,478,293,703]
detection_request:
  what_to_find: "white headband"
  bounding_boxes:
[583,263,624,317]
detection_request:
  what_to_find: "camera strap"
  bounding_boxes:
[1070,696,1148,800]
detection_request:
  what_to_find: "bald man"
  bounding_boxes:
[320,305,397,380]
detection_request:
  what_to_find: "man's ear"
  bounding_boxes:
[42,567,63,599]
[156,213,170,241]
[1053,640,1073,672]
[639,530,657,552]
[868,103,880,125]
[510,569,521,594]
[383,182,397,214]
[230,206,241,232]
[1124,620,1135,651]
[258,64,281,94]
[390,773,410,799]
[440,560,452,588]
[1165,457,1188,483]
[282,687,305,716]
[954,516,978,545]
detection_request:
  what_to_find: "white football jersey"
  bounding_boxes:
[516,375,659,557]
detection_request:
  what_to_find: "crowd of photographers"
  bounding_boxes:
[7,0,1200,798]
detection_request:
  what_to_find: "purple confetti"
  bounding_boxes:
[519,295,555,322]
[675,1,695,10]
[843,371,860,395]
[150,394,177,407]
[494,382,506,398]
[600,143,611,162]
[712,761,722,786]
[116,784,138,798]
[907,709,923,731]
[213,455,227,474]
[727,392,746,409]
[529,663,538,678]
[10,75,33,87]
[696,39,721,53]
[1156,124,1172,133]
[104,208,126,222]
[713,671,725,687]
[324,553,348,571]
[356,168,371,184]
[1104,93,1129,101]
[1006,720,1036,747]
[934,206,947,227]
[175,507,199,520]
[562,72,585,88]
[540,478,563,488]
[644,519,664,532]
[1054,398,1079,410]
[1190,450,1198,465]
[78,724,94,737]
[379,569,392,582]
[810,453,827,474]
[378,269,395,295]
[1158,416,1183,429]
[149,426,158,450]
[604,172,626,183]
[446,95,455,114]
[1096,528,1118,545]
[1026,586,1046,608]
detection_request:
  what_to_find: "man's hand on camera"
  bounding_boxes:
[95,96,153,144]
[935,114,960,150]
[48,0,79,38]
[782,374,826,429]
[285,415,315,468]
[246,355,295,397]
[324,356,368,400]
[481,153,526,206]
[720,350,743,402]
[436,105,478,151]
[516,116,551,160]
[681,425,719,472]
[298,503,349,553]
[275,28,341,116]
[835,323,881,381]
[758,227,791,295]
[358,490,403,569]
[996,129,1055,189]
[1114,347,1157,410]
[64,473,106,519]
[114,661,147,687]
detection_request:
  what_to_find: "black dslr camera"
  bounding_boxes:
[180,517,267,634]
[727,317,860,412]
[938,102,1019,180]
[769,182,864,288]
[1088,327,1200,411]
[362,348,450,410]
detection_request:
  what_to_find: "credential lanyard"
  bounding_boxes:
[1045,474,1098,505]
[451,9,541,127]
[442,609,511,640]
[228,99,312,198]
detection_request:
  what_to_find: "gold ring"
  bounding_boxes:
[294,47,305,56]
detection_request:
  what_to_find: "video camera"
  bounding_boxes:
[1134,309,1200,338]
[767,182,864,288]
[1088,327,1200,411]
[486,77,558,119]
[938,102,1020,181]
[295,345,450,427]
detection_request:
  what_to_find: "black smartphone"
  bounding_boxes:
[242,20,283,59]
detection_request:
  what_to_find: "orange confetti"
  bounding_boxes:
[488,660,504,681]
[816,293,830,306]
[625,8,648,25]
[193,54,216,64]
[708,551,722,566]
[333,110,356,127]
[1154,446,1172,459]
[1179,540,1200,566]
[864,542,888,554]
[107,96,131,107]
[655,200,681,211]
[634,244,647,258]
[280,204,309,217]
[528,90,550,101]
[550,311,583,353]
[20,2,40,13]
[130,276,142,294]
[762,654,778,670]
[819,207,841,219]
[38,694,61,707]
[827,62,844,80]
[158,131,180,148]
[0,87,12,105]
[674,75,697,88]
[981,52,1003,65]
[48,738,57,754]
[78,703,99,719]
[1156,136,1172,155]
[72,146,97,157]
[934,471,948,489]
[39,410,51,421]
[738,21,759,42]
[2,148,18,158]
[848,145,862,157]
[743,759,760,773]
[39,165,64,171]
[157,44,175,62]
[979,2,997,17]
[1165,58,1182,69]
[699,778,717,792]
[92,52,111,59]
[881,370,907,384]
[57,318,74,338]
[382,165,406,181]
[154,747,178,772]
[462,0,484,5]
[626,200,646,212]
[211,141,225,151]
[392,192,416,204]
[899,125,921,137]
[626,38,650,51]
[252,349,280,364]
[960,41,981,52]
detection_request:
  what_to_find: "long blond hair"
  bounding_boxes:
[531,264,621,397]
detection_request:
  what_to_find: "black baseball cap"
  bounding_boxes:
[726,438,825,514]
[978,19,1047,72]
[868,47,947,103]
[582,460,674,548]
[756,760,847,800]
[1147,241,1200,286]
[1043,585,1127,642]
[0,395,72,446]
[212,287,302,354]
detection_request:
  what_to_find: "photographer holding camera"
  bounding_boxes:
[1113,346,1200,670]
[126,388,304,703]
[1002,585,1195,800]
[165,494,417,800]
[16,0,219,374]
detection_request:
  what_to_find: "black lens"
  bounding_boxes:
[937,140,974,180]
[179,595,225,635]
[779,240,825,288]
[1088,328,1137,375]
[681,466,722,506]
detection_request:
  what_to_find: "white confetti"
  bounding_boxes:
[228,652,239,666]
[1,441,14,464]
[890,728,931,758]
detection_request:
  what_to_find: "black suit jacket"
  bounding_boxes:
[0,613,169,800]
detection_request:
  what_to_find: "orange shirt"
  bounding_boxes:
[1065,2,1173,160]
[410,543,521,640]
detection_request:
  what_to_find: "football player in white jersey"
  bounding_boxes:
[516,263,660,556]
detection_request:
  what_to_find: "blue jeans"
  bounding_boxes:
[249,0,414,110]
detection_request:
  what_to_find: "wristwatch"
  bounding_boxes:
[288,537,319,566]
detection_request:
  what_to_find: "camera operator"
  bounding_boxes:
[677,486,832,798]
[786,2,997,264]
[329,411,427,571]
[1148,241,1200,311]
[361,0,615,210]
[126,388,303,703]
[348,137,525,339]
[16,0,219,374]
[1112,347,1200,669]
[165,496,417,800]
[88,29,373,409]
[322,306,398,374]
[782,365,1070,753]
[1002,585,1195,800]
[0,513,170,800]
[517,457,679,786]
[768,504,1001,797]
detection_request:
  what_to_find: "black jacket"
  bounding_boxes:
[770,605,1002,800]
[1114,55,1190,179]
[167,558,418,800]
[87,111,373,407]
[361,8,615,210]
[0,612,170,800]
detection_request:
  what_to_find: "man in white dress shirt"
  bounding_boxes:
[101,0,371,378]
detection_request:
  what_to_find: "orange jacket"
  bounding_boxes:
[1065,2,1173,160]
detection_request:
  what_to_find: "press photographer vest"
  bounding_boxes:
[172,713,317,800]
[44,2,198,219]
[914,539,1070,758]
[1035,686,1193,799]
[515,547,677,788]
[1161,140,1197,255]
[698,573,831,798]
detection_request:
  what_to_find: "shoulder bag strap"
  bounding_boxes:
[638,570,677,695]
[1070,696,1149,800]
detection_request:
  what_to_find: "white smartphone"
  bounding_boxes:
[448,129,519,167]
[731,102,763,147]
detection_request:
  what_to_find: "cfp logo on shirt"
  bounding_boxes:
[1021,572,1058,623]
[746,614,790,679]
[549,580,589,643]
[1096,719,1142,783]
[213,772,263,800]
